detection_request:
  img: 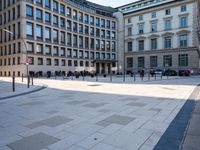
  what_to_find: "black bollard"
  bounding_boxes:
[96,74,98,82]
[134,73,136,82]
[27,75,30,88]
[31,75,33,85]
[22,74,24,82]
[12,75,15,92]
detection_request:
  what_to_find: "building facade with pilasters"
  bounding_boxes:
[117,0,200,74]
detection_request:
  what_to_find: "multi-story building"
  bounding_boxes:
[0,0,118,77]
[117,0,200,74]
[1,0,200,77]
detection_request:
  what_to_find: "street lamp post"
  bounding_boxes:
[3,29,29,88]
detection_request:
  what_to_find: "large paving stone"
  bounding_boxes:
[8,133,59,150]
[83,102,108,108]
[98,115,135,126]
[26,116,73,129]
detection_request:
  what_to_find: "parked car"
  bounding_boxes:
[154,69,162,75]
[179,69,191,76]
[163,69,177,76]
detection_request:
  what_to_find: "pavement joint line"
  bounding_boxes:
[0,85,47,101]
[153,84,200,150]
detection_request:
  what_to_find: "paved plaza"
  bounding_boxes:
[0,76,200,150]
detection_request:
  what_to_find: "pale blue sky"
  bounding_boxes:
[88,0,137,8]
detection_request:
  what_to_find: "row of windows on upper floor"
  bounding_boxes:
[127,16,188,36]
[0,41,116,57]
[127,34,189,51]
[126,54,189,69]
[0,5,20,25]
[26,4,117,29]
[26,21,116,41]
[127,5,187,23]
[25,22,116,51]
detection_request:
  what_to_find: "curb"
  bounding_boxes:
[0,85,47,100]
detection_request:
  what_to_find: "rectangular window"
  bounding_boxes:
[151,38,157,50]
[26,22,33,37]
[128,27,132,36]
[164,37,172,49]
[127,42,132,52]
[38,57,43,65]
[67,7,71,17]
[138,40,144,51]
[163,55,172,67]
[53,0,58,12]
[150,56,157,68]
[90,16,94,25]
[60,17,65,28]
[139,15,143,21]
[61,31,65,44]
[179,54,188,66]
[45,12,51,23]
[53,15,58,26]
[101,19,105,28]
[61,59,66,66]
[152,12,156,18]
[151,22,157,32]
[60,4,65,15]
[36,24,43,39]
[138,24,144,34]
[26,5,33,17]
[28,57,34,65]
[73,10,77,20]
[36,44,43,54]
[68,60,72,66]
[53,46,59,56]
[45,45,51,55]
[181,5,187,12]
[36,0,42,5]
[180,16,187,28]
[138,57,145,68]
[165,9,171,15]
[180,35,188,47]
[45,0,51,8]
[96,17,100,26]
[45,27,51,41]
[53,29,58,42]
[54,59,59,66]
[46,58,51,65]
[36,9,42,20]
[165,19,171,30]
[127,57,133,68]
[79,12,83,22]
[27,42,34,53]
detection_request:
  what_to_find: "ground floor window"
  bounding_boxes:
[127,57,133,68]
[179,54,188,67]
[150,56,157,68]
[163,55,172,67]
[138,57,145,68]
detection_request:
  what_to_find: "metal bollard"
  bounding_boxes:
[134,73,136,82]
[12,75,15,92]
[148,73,150,80]
[22,74,24,82]
[110,74,112,82]
[161,74,163,80]
[96,74,98,82]
[27,75,30,88]
[154,74,156,80]
[55,75,56,80]
[83,75,85,81]
[31,75,33,85]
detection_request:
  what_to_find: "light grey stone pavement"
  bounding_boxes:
[0,76,199,150]
[0,77,46,100]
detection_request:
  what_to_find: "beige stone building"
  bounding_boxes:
[0,0,118,77]
[116,0,200,74]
